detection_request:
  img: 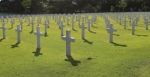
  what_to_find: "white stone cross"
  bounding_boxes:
[72,16,75,30]
[60,21,64,36]
[39,17,42,24]
[44,20,49,36]
[78,16,81,28]
[132,21,136,35]
[92,15,97,24]
[36,17,41,25]
[34,26,43,50]
[16,25,22,43]
[0,21,6,39]
[124,17,127,29]
[81,21,85,39]
[31,18,34,33]
[66,15,69,25]
[87,19,91,31]
[129,16,132,26]
[144,18,149,30]
[45,18,50,28]
[106,24,116,43]
[62,30,75,57]
[19,17,23,30]
[10,18,15,28]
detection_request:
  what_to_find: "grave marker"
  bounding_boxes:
[44,20,49,36]
[87,19,91,31]
[60,21,64,36]
[144,18,149,30]
[34,26,43,50]
[62,30,75,57]
[19,17,23,30]
[31,18,34,33]
[81,21,85,39]
[106,24,116,43]
[124,17,127,29]
[0,21,6,39]
[10,18,14,28]
[72,16,75,30]
[16,25,22,43]
[132,21,136,35]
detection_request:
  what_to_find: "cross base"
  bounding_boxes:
[33,48,42,56]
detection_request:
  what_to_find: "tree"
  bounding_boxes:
[21,0,31,13]
[117,0,127,11]
[110,5,115,12]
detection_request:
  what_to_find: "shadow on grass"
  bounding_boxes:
[135,34,148,37]
[32,48,43,57]
[0,38,5,42]
[87,57,95,60]
[89,30,96,34]
[113,34,120,36]
[44,33,48,37]
[83,38,93,45]
[92,26,98,29]
[9,27,13,30]
[127,29,131,30]
[65,56,81,66]
[111,42,127,47]
[11,42,20,48]
[72,28,77,32]
[30,30,33,34]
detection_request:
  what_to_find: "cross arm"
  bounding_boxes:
[70,37,75,42]
[61,36,66,40]
[34,32,44,36]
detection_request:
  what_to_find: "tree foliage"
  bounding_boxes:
[0,0,150,13]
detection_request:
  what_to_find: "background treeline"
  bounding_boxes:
[0,0,150,14]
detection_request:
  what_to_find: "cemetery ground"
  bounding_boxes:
[0,14,150,77]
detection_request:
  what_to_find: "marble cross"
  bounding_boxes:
[66,15,69,25]
[39,17,42,24]
[72,16,75,30]
[16,25,22,43]
[81,21,85,39]
[132,21,136,35]
[92,15,97,24]
[10,18,14,28]
[124,17,127,29]
[30,18,34,33]
[129,16,132,26]
[144,18,149,30]
[60,21,64,36]
[19,17,23,30]
[62,30,75,57]
[44,20,49,36]
[78,16,81,28]
[106,24,117,43]
[45,18,50,28]
[88,19,91,31]
[34,26,43,50]
[0,21,6,39]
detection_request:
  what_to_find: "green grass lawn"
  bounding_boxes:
[0,14,150,77]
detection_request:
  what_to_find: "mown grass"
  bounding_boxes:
[0,14,150,77]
